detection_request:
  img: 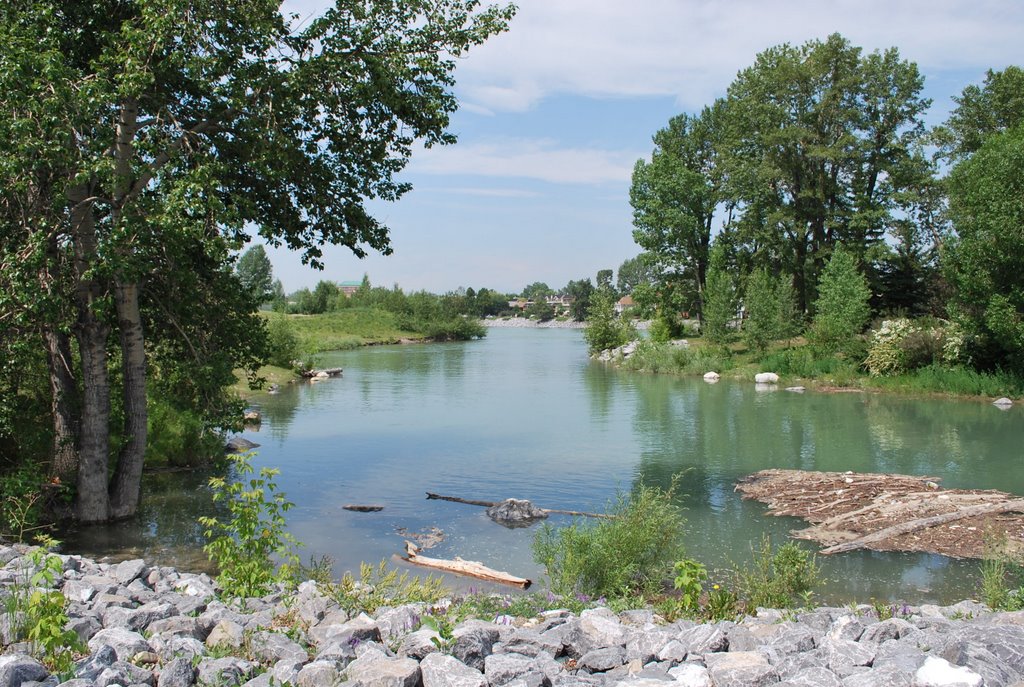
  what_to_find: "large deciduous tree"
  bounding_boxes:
[630,102,726,311]
[944,125,1024,372]
[236,245,274,304]
[0,0,512,522]
[935,66,1024,162]
[721,34,930,312]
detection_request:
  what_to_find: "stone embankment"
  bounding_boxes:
[2,545,1024,687]
[481,318,586,329]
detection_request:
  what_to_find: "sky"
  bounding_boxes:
[265,0,1024,296]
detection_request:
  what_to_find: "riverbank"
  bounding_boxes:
[2,545,1021,687]
[482,317,587,329]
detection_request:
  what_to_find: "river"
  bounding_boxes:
[64,327,1023,603]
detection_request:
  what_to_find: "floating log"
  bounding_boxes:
[300,367,343,379]
[736,469,1024,559]
[425,492,610,519]
[401,541,531,589]
[343,504,384,512]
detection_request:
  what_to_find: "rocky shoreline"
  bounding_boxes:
[481,318,587,329]
[2,545,1023,686]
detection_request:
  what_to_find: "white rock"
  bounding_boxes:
[993,397,1013,408]
[754,372,779,384]
[703,372,720,382]
[913,656,982,686]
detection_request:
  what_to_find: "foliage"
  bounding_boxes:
[809,247,872,353]
[743,269,796,355]
[265,315,303,370]
[616,253,660,296]
[620,340,732,377]
[564,278,595,322]
[700,243,737,344]
[671,558,707,615]
[145,396,225,469]
[736,536,821,610]
[631,105,725,306]
[0,465,54,543]
[583,288,636,355]
[521,282,553,301]
[532,480,686,600]
[235,245,275,304]
[199,453,301,599]
[945,124,1024,373]
[525,297,555,322]
[936,66,1024,161]
[331,560,446,615]
[2,545,84,674]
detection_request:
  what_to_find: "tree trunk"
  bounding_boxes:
[69,183,112,523]
[109,279,147,519]
[42,328,79,481]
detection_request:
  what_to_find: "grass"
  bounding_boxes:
[621,334,1022,401]
[275,308,424,352]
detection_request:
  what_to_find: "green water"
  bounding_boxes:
[66,327,1023,603]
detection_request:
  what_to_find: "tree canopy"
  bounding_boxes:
[0,0,513,522]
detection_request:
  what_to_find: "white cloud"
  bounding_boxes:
[420,186,543,198]
[455,0,1024,112]
[410,138,641,185]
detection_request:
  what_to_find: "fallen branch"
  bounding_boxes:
[343,504,383,512]
[425,492,610,519]
[400,541,531,589]
[819,499,1024,555]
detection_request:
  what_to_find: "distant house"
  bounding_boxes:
[338,280,363,296]
[614,295,635,314]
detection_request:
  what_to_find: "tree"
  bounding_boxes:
[565,278,595,322]
[945,124,1024,372]
[936,66,1024,161]
[809,246,872,352]
[236,245,274,304]
[722,34,931,312]
[630,103,726,305]
[525,297,555,322]
[521,282,552,301]
[0,0,513,522]
[596,269,614,290]
[700,242,738,345]
[743,269,796,354]
[616,253,660,295]
[584,288,634,355]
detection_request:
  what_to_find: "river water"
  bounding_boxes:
[65,327,1023,603]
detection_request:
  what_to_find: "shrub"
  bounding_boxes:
[532,480,686,599]
[810,246,871,353]
[865,319,917,376]
[584,288,636,354]
[265,315,302,369]
[736,535,821,609]
[199,452,302,598]
[331,560,447,615]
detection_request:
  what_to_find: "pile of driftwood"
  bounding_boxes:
[736,469,1024,559]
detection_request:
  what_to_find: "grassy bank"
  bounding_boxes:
[618,337,1024,401]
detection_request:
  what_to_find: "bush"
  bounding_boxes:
[810,246,871,353]
[266,315,302,369]
[584,288,636,354]
[532,480,686,599]
[146,396,224,469]
[736,535,821,609]
[199,452,302,598]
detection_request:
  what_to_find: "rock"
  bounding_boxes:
[703,372,720,382]
[483,654,538,686]
[95,660,154,687]
[912,656,982,686]
[578,646,625,672]
[345,647,421,687]
[73,645,117,682]
[0,655,49,687]
[667,662,712,687]
[452,623,499,671]
[785,386,806,393]
[206,619,245,649]
[777,666,843,686]
[822,637,876,677]
[484,499,549,528]
[578,607,627,649]
[248,630,307,664]
[755,372,780,384]
[194,657,256,687]
[113,558,148,585]
[224,436,260,452]
[826,615,866,642]
[419,652,487,687]
[704,651,779,687]
[676,623,729,654]
[243,410,261,423]
[993,397,1013,408]
[295,661,342,687]
[399,627,442,660]
[87,627,152,661]
[157,657,196,687]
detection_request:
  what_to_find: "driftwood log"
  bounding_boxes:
[425,492,610,519]
[736,469,1024,559]
[400,541,531,589]
[343,504,384,512]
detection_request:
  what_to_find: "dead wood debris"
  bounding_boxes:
[735,469,1024,559]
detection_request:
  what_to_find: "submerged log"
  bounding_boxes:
[425,492,610,519]
[343,504,384,512]
[400,541,531,589]
[737,468,1024,559]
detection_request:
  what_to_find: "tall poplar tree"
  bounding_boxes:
[0,0,513,522]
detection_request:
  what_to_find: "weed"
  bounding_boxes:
[736,535,822,610]
[979,538,1024,611]
[199,452,302,599]
[705,583,739,621]
[330,561,446,615]
[2,543,84,675]
[671,559,707,616]
[532,478,686,601]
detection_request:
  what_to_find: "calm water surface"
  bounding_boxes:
[67,327,1024,603]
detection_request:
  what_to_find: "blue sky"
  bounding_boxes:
[266,0,1024,295]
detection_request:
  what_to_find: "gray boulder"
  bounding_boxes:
[0,655,49,687]
[295,661,343,687]
[452,623,499,671]
[485,499,549,528]
[195,657,256,687]
[87,627,152,661]
[419,652,487,687]
[345,647,420,687]
[704,651,780,687]
[156,657,195,687]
